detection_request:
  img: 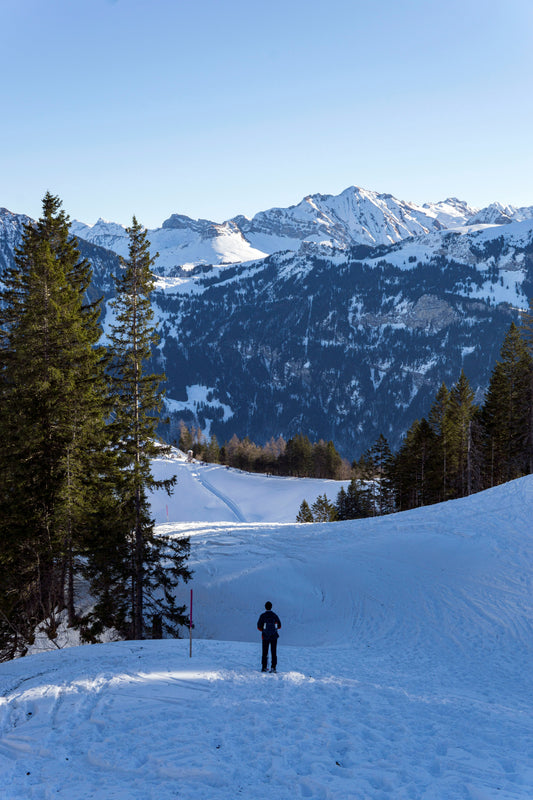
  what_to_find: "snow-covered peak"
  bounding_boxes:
[422,196,478,227]
[468,201,533,226]
[70,218,130,258]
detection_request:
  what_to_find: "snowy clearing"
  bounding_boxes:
[1,455,532,799]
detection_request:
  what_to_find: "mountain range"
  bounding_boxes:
[69,185,533,272]
[2,185,533,456]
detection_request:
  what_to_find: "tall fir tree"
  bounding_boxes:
[443,371,479,498]
[310,494,337,522]
[427,382,450,502]
[107,216,190,640]
[481,322,533,485]
[296,499,313,522]
[284,433,313,476]
[0,193,111,657]
[335,478,373,520]
[518,304,533,474]
[392,418,440,510]
[366,434,395,515]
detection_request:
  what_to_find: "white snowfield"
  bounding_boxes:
[1,455,532,799]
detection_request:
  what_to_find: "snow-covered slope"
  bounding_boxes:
[8,185,533,276]
[1,457,532,799]
[148,454,349,524]
[70,216,267,272]
[0,207,32,270]
[360,216,533,287]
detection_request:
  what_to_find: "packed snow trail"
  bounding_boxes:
[1,639,532,800]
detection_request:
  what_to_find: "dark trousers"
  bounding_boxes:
[262,636,277,669]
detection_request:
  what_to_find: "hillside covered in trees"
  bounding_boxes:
[179,316,533,521]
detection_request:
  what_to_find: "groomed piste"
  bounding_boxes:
[1,453,532,799]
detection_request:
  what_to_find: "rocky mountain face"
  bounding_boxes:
[2,190,533,457]
[0,208,33,272]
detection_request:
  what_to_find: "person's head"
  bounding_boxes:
[265,601,272,610]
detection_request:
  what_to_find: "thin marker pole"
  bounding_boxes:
[189,588,193,658]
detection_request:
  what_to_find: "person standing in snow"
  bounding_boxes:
[257,601,281,672]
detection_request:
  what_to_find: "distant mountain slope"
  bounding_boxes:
[234,187,477,253]
[0,207,33,271]
[152,220,533,454]
[0,206,122,303]
[468,201,533,226]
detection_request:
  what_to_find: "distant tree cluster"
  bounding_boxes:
[297,317,533,522]
[178,425,351,480]
[0,195,191,660]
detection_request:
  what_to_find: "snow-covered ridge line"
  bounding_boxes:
[3,185,532,276]
[66,185,532,274]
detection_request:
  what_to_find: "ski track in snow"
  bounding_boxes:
[1,458,532,799]
[190,464,247,523]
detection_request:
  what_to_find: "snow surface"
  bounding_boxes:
[1,454,533,799]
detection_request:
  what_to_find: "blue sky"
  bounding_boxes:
[2,0,533,227]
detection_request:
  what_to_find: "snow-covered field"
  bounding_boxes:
[1,453,533,799]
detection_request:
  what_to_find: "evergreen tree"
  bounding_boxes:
[427,383,450,502]
[284,434,313,476]
[0,193,111,656]
[393,418,439,510]
[311,439,342,479]
[310,494,337,522]
[296,499,313,523]
[205,433,221,463]
[519,299,533,473]
[366,434,395,515]
[107,216,190,640]
[481,322,533,485]
[443,371,478,498]
[324,440,343,479]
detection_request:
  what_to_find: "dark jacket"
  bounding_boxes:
[257,610,281,639]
